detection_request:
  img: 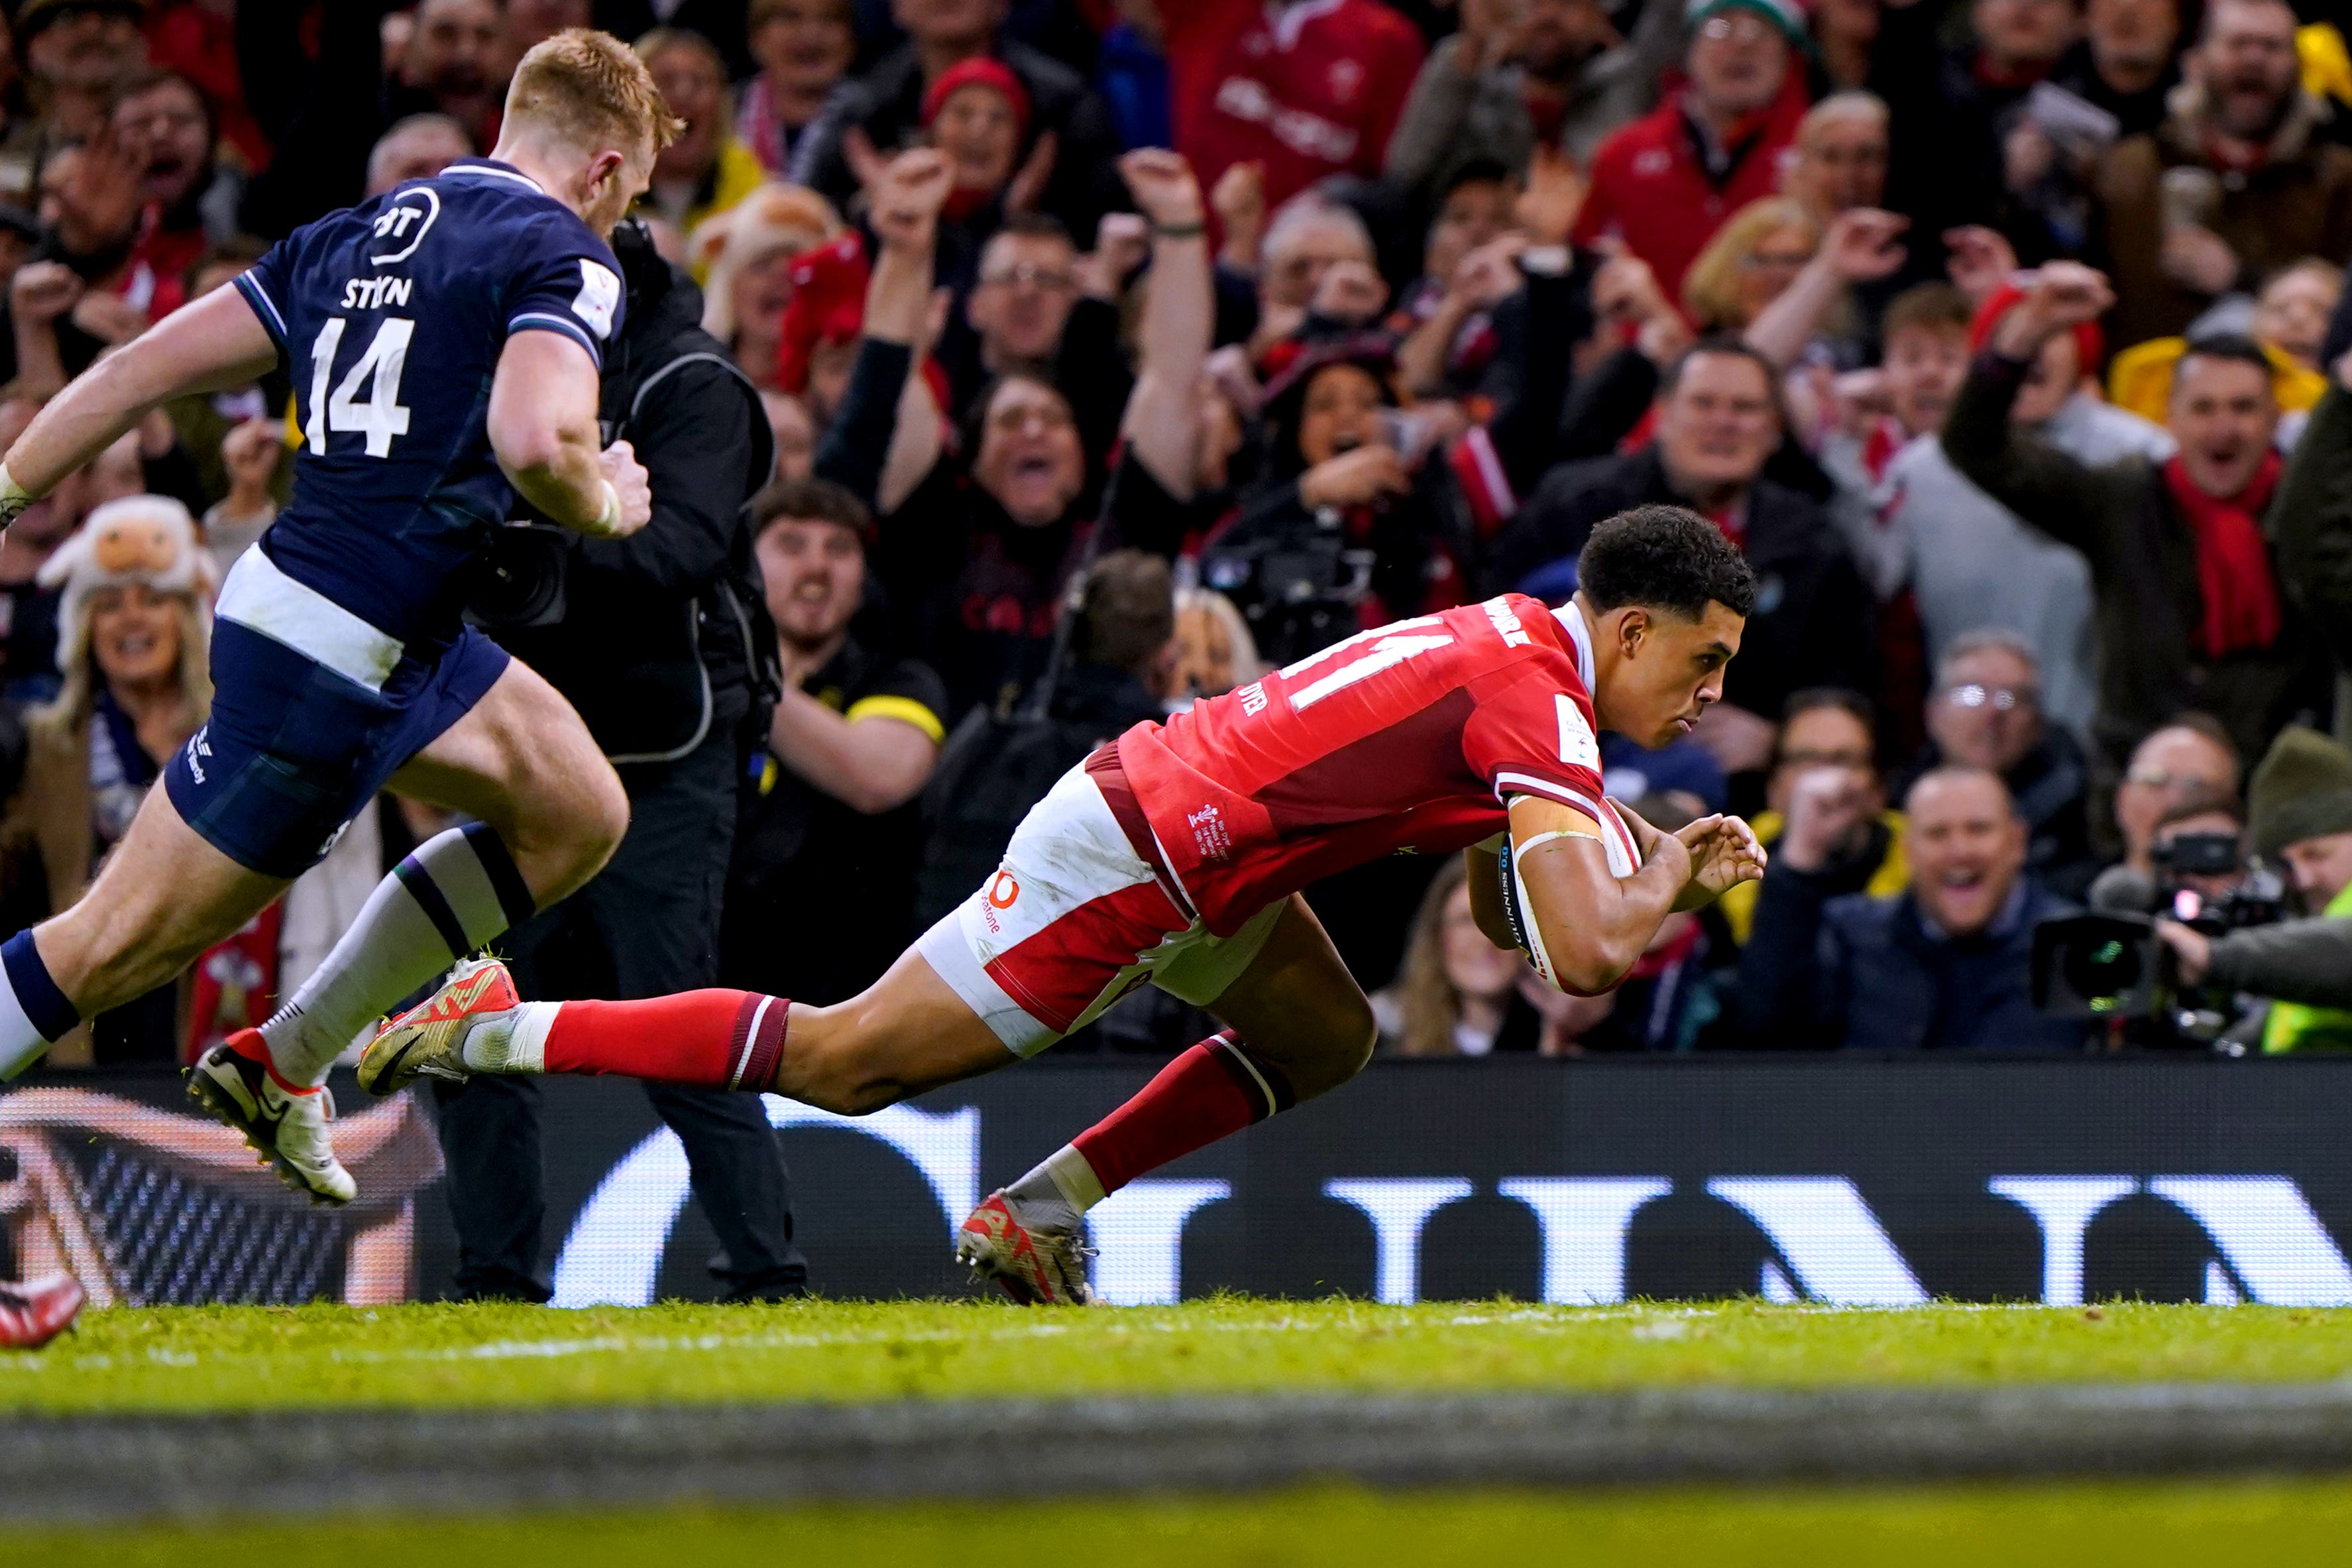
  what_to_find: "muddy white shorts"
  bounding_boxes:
[915,749,1284,1056]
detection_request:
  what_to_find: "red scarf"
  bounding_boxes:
[2163,451,2283,659]
[2202,130,2270,176]
[942,184,997,223]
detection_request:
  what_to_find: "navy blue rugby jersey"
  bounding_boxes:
[233,158,624,653]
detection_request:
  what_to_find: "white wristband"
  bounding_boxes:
[590,480,622,536]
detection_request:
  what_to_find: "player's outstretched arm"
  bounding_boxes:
[0,286,278,520]
[1507,795,1691,995]
[487,330,649,539]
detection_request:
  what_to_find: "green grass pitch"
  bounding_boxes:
[4,1296,2351,1413]
[11,1298,2352,1564]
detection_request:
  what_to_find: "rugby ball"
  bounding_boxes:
[1497,801,1643,991]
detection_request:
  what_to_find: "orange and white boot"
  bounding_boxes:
[357,956,522,1096]
[955,1190,1099,1305]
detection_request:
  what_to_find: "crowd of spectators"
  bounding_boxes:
[7,0,2352,1065]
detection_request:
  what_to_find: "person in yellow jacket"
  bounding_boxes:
[2302,19,2352,119]
[1719,689,1908,944]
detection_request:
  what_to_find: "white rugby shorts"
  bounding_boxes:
[915,757,1284,1056]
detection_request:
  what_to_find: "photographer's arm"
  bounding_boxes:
[2173,917,2352,1011]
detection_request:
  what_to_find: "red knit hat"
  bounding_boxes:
[1970,280,2104,374]
[921,56,1031,140]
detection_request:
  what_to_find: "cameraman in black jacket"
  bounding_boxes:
[436,219,806,1303]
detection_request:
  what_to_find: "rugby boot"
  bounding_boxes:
[955,1190,1099,1305]
[188,1033,357,1205]
[0,1272,84,1349]
[357,956,520,1095]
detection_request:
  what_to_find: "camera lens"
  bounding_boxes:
[2064,934,2143,1012]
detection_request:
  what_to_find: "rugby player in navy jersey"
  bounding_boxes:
[0,30,685,1205]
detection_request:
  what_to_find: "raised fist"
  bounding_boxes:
[596,439,652,537]
[1514,145,1585,248]
[869,148,953,254]
[1118,148,1205,230]
[1991,261,2113,359]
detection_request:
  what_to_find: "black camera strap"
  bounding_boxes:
[1017,459,1124,723]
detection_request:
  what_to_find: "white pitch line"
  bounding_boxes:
[0,1301,2154,1380]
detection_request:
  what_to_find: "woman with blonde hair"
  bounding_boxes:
[0,498,381,1066]
[1374,856,1536,1057]
[1688,196,1909,372]
[0,498,213,1063]
[1681,196,1823,335]
[1168,584,1264,704]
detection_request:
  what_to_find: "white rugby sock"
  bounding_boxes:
[1001,1145,1109,1233]
[459,1002,556,1074]
[260,823,537,1084]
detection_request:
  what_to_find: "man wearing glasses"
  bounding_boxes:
[950,213,1135,464]
[964,217,1082,376]
[2111,717,2243,881]
[1909,630,2098,897]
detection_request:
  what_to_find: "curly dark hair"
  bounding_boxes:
[1575,504,1756,620]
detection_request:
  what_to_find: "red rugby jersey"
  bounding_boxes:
[1162,0,1426,211]
[1115,594,1638,935]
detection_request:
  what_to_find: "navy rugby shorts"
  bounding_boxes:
[164,547,509,878]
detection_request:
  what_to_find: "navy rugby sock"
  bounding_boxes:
[258,822,536,1084]
[0,930,78,1080]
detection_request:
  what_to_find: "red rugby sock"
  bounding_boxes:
[1070,1032,1291,1195]
[540,989,789,1091]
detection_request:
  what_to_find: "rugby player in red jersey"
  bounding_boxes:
[361,504,1766,1302]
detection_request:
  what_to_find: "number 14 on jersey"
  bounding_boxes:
[306,316,415,458]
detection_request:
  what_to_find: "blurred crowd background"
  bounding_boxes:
[7,0,2352,1071]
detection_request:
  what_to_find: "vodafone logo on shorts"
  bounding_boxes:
[978,871,1019,937]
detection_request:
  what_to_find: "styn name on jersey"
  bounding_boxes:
[340,276,415,309]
